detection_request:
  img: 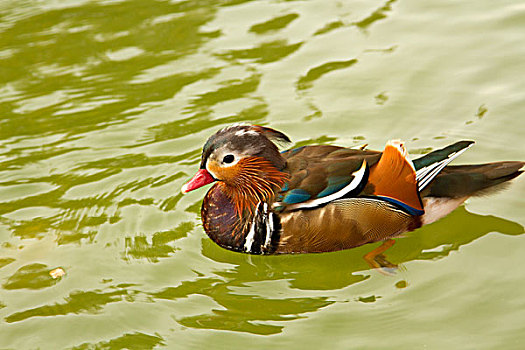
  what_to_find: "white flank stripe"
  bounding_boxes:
[282,160,368,210]
[244,203,260,252]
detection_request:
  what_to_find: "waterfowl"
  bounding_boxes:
[181,124,523,260]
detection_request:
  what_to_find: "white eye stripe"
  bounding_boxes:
[235,129,258,137]
[217,149,241,167]
[221,156,240,167]
[206,149,241,172]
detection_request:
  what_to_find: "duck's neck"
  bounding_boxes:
[201,157,288,254]
[201,182,282,254]
[224,157,289,216]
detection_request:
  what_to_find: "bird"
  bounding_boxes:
[181,124,523,265]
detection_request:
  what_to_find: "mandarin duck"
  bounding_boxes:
[181,124,524,260]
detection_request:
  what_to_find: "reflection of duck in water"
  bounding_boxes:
[181,124,524,266]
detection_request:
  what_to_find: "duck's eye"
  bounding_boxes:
[223,154,235,164]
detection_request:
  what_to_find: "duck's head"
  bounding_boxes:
[181,124,290,197]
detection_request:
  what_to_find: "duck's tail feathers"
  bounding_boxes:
[424,161,524,198]
[414,141,475,191]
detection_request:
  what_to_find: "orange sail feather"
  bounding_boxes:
[368,140,424,213]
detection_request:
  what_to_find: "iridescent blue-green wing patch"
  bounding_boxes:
[282,188,311,204]
[275,145,381,210]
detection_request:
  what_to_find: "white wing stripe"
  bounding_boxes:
[283,160,368,210]
[416,144,473,191]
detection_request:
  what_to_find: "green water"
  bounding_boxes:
[0,0,524,348]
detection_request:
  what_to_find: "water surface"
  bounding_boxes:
[0,0,524,349]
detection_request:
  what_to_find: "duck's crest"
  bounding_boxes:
[250,125,291,146]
